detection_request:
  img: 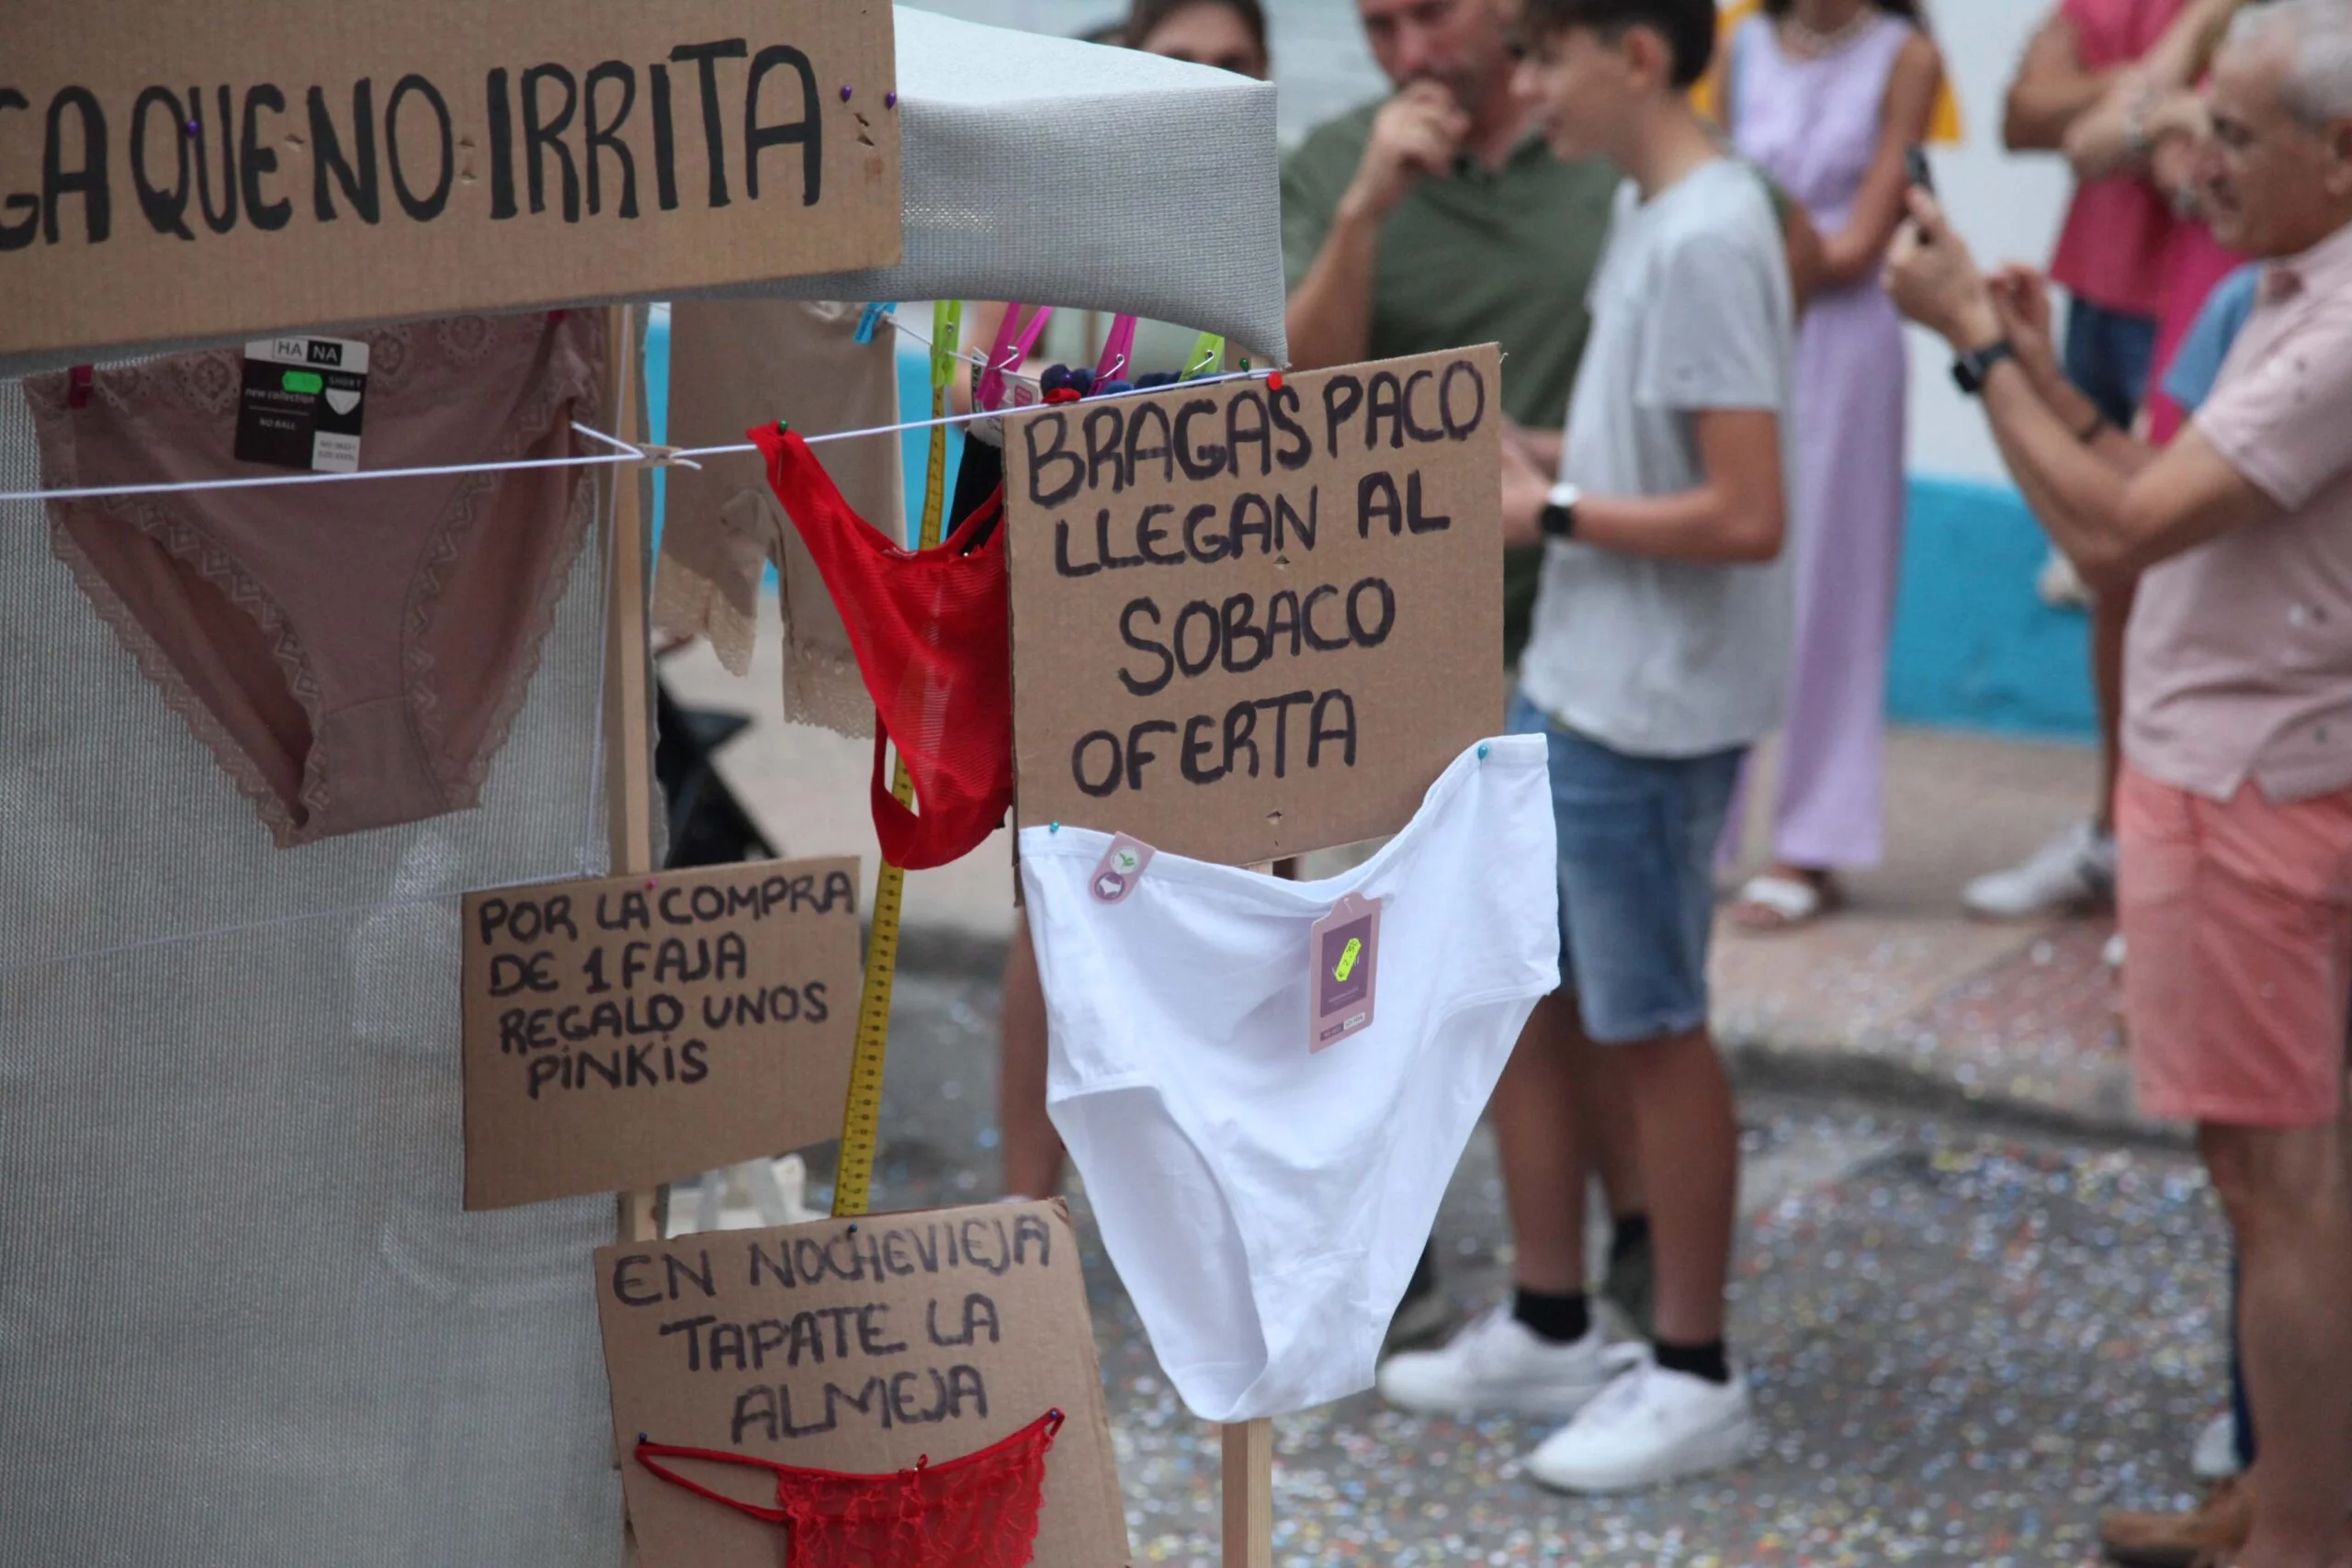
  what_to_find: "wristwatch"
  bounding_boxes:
[1951,340,2019,397]
[1540,481,1582,540]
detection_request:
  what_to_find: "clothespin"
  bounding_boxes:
[67,366,93,409]
[928,300,964,391]
[978,304,1054,412]
[854,302,898,344]
[1180,333,1226,382]
[1093,314,1140,385]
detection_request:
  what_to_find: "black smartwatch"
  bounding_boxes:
[1540,481,1582,539]
[1951,339,2019,397]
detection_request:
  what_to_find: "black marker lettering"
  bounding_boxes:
[1440,358,1487,438]
[520,63,580,221]
[1321,374,1364,457]
[1024,412,1083,509]
[0,91,36,251]
[1126,719,1178,792]
[485,69,518,220]
[582,62,638,218]
[1310,689,1359,768]
[669,39,748,208]
[307,80,379,224]
[1117,599,1172,697]
[745,45,820,204]
[43,86,110,243]
[386,74,453,221]
[130,87,193,240]
[1073,731,1121,797]
[191,85,237,233]
[649,62,679,210]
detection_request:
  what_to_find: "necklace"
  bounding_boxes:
[1780,6,1879,56]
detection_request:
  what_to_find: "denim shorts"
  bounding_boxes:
[1508,691,1745,1045]
[2063,298,2160,431]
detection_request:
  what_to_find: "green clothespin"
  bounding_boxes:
[929,299,965,391]
[1181,332,1226,381]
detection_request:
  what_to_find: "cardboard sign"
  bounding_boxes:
[461,858,861,1211]
[594,1201,1130,1568]
[1002,346,1504,867]
[2,1,900,363]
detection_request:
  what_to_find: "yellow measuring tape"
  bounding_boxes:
[833,299,962,1221]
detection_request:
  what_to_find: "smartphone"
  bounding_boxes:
[1905,145,1936,195]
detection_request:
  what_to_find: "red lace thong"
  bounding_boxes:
[752,423,1012,871]
[634,1409,1063,1568]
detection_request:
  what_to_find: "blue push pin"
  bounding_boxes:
[1477,742,1490,760]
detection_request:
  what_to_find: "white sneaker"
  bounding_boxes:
[1963,820,2116,919]
[1376,1305,1616,1420]
[1526,1345,1760,1494]
[2192,1410,2243,1481]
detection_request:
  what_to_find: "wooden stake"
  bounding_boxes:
[599,301,662,1248]
[1221,1418,1274,1568]
[1220,847,1287,1567]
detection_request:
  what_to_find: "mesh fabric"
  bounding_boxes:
[634,1409,1063,1568]
[752,423,1012,872]
[0,358,622,1567]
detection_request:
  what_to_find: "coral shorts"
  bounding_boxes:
[2117,765,2352,1128]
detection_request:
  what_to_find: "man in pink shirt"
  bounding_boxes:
[1890,4,2352,1562]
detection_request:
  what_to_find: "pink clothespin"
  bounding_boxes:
[67,366,93,409]
[1093,314,1140,385]
[977,304,1054,412]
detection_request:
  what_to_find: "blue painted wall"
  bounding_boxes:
[1887,477,2098,741]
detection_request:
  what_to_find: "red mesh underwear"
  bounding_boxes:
[752,423,1012,871]
[634,1409,1063,1568]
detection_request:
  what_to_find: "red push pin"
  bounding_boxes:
[1267,370,1284,392]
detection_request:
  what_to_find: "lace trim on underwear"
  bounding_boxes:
[782,646,876,739]
[27,371,331,849]
[401,311,608,812]
[650,483,876,740]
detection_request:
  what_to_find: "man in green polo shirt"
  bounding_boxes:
[1284,0,1617,664]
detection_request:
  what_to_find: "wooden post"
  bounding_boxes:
[1218,848,1289,1567]
[600,300,662,1249]
[1221,1418,1274,1568]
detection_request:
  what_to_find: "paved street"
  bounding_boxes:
[799,967,2229,1567]
[658,585,2214,1564]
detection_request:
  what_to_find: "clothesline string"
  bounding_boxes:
[0,366,1272,508]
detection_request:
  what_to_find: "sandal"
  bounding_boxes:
[1728,872,1843,932]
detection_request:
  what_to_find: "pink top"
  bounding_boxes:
[2046,0,2191,317]
[2127,218,2352,802]
[2144,222,2248,444]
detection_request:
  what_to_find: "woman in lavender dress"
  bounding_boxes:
[1720,0,1944,929]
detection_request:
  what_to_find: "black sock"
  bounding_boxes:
[1609,1213,1652,1267]
[1511,1288,1591,1346]
[1654,1337,1730,1385]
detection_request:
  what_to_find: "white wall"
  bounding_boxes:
[1908,0,2075,481]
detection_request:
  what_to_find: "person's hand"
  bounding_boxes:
[1499,435,1552,549]
[1883,188,2001,349]
[1501,418,1563,475]
[1343,82,1469,223]
[1986,265,2062,389]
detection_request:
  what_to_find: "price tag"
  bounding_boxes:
[1308,891,1382,1053]
[235,334,369,472]
[1089,833,1156,904]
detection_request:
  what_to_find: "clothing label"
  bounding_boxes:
[1309,891,1383,1053]
[235,335,370,473]
[1089,834,1156,904]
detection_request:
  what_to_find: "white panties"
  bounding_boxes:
[1018,736,1559,1421]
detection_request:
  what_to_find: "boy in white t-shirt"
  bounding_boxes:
[1377,0,1797,1494]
